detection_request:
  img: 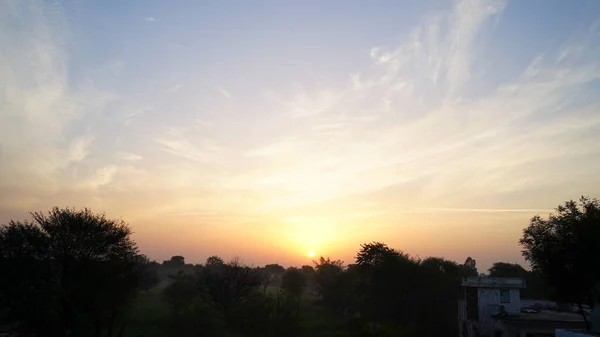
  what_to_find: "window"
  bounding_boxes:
[500,289,510,303]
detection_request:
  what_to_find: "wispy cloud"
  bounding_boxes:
[145,16,155,22]
[416,208,555,214]
[243,140,295,157]
[2,0,599,267]
[115,152,143,161]
[164,84,181,94]
[217,86,232,99]
[154,127,221,162]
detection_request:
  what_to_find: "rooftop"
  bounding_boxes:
[462,276,526,288]
[498,311,585,323]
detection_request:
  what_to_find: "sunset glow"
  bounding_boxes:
[1,0,600,270]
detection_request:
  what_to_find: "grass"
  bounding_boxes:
[122,283,346,337]
[123,283,169,337]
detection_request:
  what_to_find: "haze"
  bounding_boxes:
[1,0,599,270]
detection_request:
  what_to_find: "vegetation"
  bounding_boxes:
[520,196,600,328]
[0,196,597,336]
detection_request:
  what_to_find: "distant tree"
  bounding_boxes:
[166,255,185,267]
[460,256,479,277]
[281,267,307,297]
[263,263,286,286]
[138,256,161,290]
[313,257,348,312]
[300,265,315,274]
[0,207,142,337]
[198,258,264,327]
[162,271,198,315]
[205,255,224,268]
[353,243,461,336]
[520,196,600,328]
[161,271,218,337]
[487,262,553,299]
[488,262,529,278]
[355,242,398,268]
[236,290,301,337]
[264,263,286,275]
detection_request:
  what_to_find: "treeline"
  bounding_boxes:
[1,196,599,336]
[151,248,481,337]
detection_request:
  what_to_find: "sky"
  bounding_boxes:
[1,0,599,271]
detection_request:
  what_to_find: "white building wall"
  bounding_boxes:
[504,288,521,313]
[474,287,521,336]
[477,288,501,336]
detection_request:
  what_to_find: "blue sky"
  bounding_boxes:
[1,0,599,269]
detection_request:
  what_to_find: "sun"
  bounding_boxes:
[308,251,316,257]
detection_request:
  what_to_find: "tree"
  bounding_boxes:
[264,263,286,275]
[520,196,600,328]
[0,207,142,337]
[488,262,553,300]
[488,262,529,278]
[300,265,315,274]
[281,267,307,297]
[460,257,479,277]
[313,257,348,312]
[161,271,218,337]
[198,258,264,329]
[355,242,398,268]
[138,256,161,291]
[353,243,462,336]
[163,255,185,267]
[205,255,224,268]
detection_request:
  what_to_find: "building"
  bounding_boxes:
[458,277,588,337]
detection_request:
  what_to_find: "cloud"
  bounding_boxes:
[0,1,115,201]
[226,0,600,213]
[115,152,143,161]
[281,86,346,118]
[243,140,295,157]
[164,84,181,94]
[417,208,555,214]
[154,127,221,162]
[145,17,155,22]
[67,136,94,163]
[194,119,214,128]
[217,86,232,99]
[2,0,599,265]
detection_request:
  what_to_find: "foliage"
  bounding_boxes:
[0,207,142,337]
[264,263,286,275]
[138,257,161,291]
[281,267,307,297]
[460,256,478,277]
[198,258,265,327]
[160,271,219,337]
[313,257,350,312]
[351,243,461,336]
[487,262,552,299]
[205,255,224,267]
[488,262,528,278]
[163,255,185,267]
[520,196,600,307]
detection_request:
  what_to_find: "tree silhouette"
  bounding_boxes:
[0,207,142,337]
[205,255,224,268]
[488,262,528,278]
[281,267,307,297]
[198,258,264,328]
[138,256,161,291]
[520,196,600,328]
[460,256,478,277]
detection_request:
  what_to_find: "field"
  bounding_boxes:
[121,282,346,337]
